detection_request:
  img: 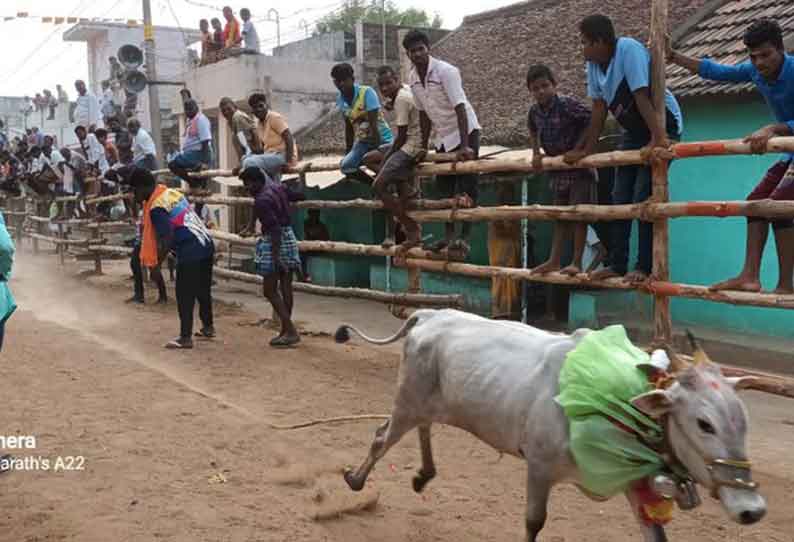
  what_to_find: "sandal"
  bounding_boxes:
[425,239,450,252]
[269,334,300,348]
[165,337,193,349]
[195,327,216,339]
[448,239,471,253]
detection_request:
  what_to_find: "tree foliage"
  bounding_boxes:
[315,1,442,34]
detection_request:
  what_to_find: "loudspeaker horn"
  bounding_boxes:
[118,44,144,70]
[124,70,148,94]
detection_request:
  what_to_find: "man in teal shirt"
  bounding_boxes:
[669,19,794,293]
[332,62,393,183]
[0,210,16,351]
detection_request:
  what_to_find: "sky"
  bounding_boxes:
[0,0,517,98]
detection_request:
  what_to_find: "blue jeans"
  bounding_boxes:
[242,152,286,182]
[340,141,377,175]
[609,131,678,275]
[169,148,212,170]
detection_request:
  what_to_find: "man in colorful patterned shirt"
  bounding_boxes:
[332,62,393,183]
[130,167,215,349]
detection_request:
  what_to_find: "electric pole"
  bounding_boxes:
[142,0,163,159]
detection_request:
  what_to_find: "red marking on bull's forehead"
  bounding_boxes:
[709,380,720,391]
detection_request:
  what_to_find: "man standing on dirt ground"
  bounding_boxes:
[129,167,215,349]
[404,29,481,254]
[239,166,302,348]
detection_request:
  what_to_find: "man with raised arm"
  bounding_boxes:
[669,19,794,293]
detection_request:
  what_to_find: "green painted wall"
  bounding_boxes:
[666,96,794,337]
[296,173,550,314]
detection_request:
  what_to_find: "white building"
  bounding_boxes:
[63,22,200,134]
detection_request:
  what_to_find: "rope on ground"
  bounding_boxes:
[265,414,390,430]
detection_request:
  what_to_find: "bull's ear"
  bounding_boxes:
[631,390,675,418]
[724,376,758,391]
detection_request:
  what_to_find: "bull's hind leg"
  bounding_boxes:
[344,412,417,491]
[412,424,436,492]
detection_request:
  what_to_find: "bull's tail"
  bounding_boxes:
[335,314,420,345]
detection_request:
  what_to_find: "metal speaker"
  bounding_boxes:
[118,44,144,70]
[124,70,148,94]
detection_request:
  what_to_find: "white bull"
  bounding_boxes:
[335,309,766,542]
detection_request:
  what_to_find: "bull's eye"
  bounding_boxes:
[697,418,716,435]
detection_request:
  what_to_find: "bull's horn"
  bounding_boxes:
[686,329,712,365]
[664,345,690,373]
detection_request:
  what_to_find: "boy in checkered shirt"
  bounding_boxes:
[527,64,596,276]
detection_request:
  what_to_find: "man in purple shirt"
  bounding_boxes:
[239,167,302,347]
[669,19,794,293]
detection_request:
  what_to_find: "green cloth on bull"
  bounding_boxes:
[556,325,666,498]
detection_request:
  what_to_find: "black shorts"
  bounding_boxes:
[437,130,480,202]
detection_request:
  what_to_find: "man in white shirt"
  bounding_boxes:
[168,98,213,188]
[74,80,102,130]
[128,118,158,171]
[403,30,481,253]
[74,125,110,176]
[240,9,260,53]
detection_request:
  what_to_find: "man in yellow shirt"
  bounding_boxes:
[241,92,298,183]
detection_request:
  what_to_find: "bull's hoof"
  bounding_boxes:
[344,469,365,492]
[412,468,436,493]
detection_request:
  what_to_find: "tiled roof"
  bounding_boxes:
[430,0,711,147]
[668,0,794,97]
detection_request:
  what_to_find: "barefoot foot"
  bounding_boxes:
[625,270,649,283]
[709,276,761,292]
[589,267,622,281]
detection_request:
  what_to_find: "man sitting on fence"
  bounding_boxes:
[243,93,299,183]
[527,64,595,276]
[219,96,260,167]
[239,166,302,348]
[362,65,423,251]
[128,118,158,171]
[668,19,794,294]
[564,14,683,283]
[168,99,213,190]
[332,62,393,184]
[404,29,481,253]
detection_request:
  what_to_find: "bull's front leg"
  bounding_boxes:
[525,464,552,542]
[624,490,668,542]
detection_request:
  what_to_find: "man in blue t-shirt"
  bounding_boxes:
[669,19,794,294]
[331,62,393,184]
[565,14,683,283]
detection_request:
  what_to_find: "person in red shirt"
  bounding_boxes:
[222,6,240,49]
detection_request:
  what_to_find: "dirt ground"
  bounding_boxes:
[0,251,792,542]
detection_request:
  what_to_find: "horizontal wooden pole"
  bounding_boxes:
[26,216,95,225]
[415,136,794,177]
[76,221,135,230]
[0,210,28,216]
[401,258,794,310]
[54,195,79,203]
[213,266,462,307]
[85,193,132,205]
[409,199,794,223]
[27,233,99,246]
[86,244,133,256]
[208,231,466,262]
[191,195,472,211]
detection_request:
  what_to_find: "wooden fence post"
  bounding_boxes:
[650,0,672,345]
[92,227,103,274]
